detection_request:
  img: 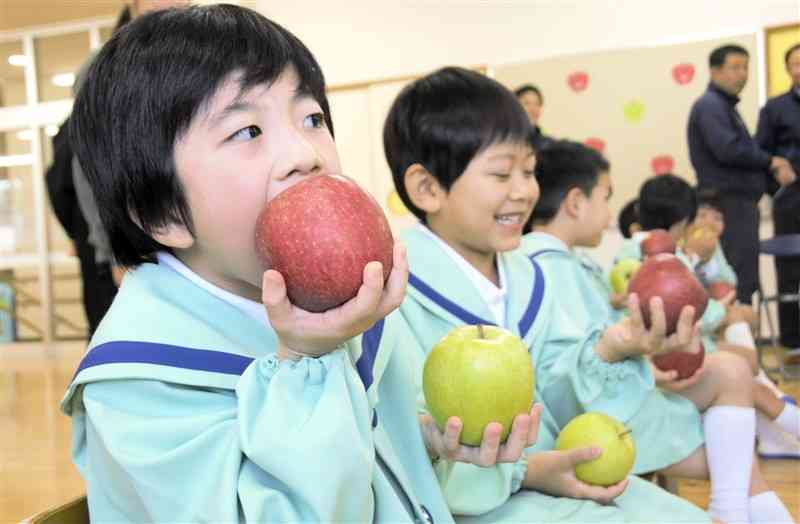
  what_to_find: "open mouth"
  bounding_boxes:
[495,213,524,226]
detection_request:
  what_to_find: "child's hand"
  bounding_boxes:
[523,448,629,504]
[650,360,706,392]
[609,292,628,310]
[722,304,757,330]
[263,242,409,359]
[596,294,701,362]
[419,404,542,468]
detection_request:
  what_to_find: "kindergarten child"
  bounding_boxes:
[60,6,541,522]
[520,140,794,524]
[384,67,713,523]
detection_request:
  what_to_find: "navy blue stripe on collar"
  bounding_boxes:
[528,249,564,260]
[518,259,545,339]
[356,318,384,391]
[74,340,254,380]
[408,273,496,326]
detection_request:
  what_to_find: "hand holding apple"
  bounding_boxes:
[555,412,636,487]
[523,448,629,504]
[596,293,701,363]
[683,225,717,263]
[707,281,736,302]
[423,325,535,446]
[650,359,706,392]
[255,174,394,313]
[419,405,542,468]
[263,242,408,360]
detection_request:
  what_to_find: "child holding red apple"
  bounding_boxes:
[520,143,794,524]
[58,7,545,523]
[384,68,713,523]
[688,188,800,460]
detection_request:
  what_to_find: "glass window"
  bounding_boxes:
[0,40,27,107]
[35,31,91,102]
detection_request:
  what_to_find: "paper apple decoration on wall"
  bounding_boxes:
[651,155,675,176]
[624,100,645,123]
[584,137,606,153]
[567,71,589,92]
[672,63,695,85]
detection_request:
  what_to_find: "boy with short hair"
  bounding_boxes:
[385,67,713,523]
[60,6,540,522]
[521,141,794,523]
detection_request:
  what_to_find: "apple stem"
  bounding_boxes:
[619,429,632,437]
[477,324,485,339]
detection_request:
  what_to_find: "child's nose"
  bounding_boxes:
[284,129,323,177]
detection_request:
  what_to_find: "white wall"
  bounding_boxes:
[256,0,799,86]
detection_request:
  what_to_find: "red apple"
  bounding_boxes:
[641,229,677,257]
[627,253,709,335]
[254,174,394,312]
[708,281,736,301]
[652,343,705,379]
[567,71,589,92]
[650,155,674,176]
[671,63,695,85]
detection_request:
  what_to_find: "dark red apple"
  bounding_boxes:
[627,253,709,335]
[567,71,589,92]
[652,343,705,379]
[254,174,394,312]
[708,281,736,301]
[641,229,676,257]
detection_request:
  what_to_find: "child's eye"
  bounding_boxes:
[523,170,536,177]
[303,113,327,129]
[229,125,262,142]
[492,173,511,179]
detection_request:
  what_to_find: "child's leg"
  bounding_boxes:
[669,351,757,523]
[755,382,800,440]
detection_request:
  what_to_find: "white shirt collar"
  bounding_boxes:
[156,252,269,326]
[416,224,507,327]
[632,231,649,243]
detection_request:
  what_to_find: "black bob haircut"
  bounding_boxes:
[514,84,543,104]
[786,43,800,65]
[709,44,749,68]
[383,66,533,222]
[529,139,610,225]
[70,4,332,267]
[638,174,697,231]
[618,198,640,239]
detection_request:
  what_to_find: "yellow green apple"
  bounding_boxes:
[556,412,636,487]
[423,325,534,446]
[609,258,642,294]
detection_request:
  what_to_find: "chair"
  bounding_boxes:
[755,234,800,379]
[21,496,88,524]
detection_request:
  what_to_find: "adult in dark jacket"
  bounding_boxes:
[515,84,553,151]
[756,42,800,351]
[688,44,796,303]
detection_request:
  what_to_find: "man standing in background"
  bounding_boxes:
[756,43,800,356]
[688,44,796,304]
[515,84,552,150]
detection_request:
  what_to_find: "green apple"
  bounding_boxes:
[609,258,642,294]
[555,412,636,487]
[423,325,534,446]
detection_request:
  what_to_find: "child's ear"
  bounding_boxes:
[404,163,443,214]
[131,211,194,250]
[562,186,587,219]
[150,222,195,250]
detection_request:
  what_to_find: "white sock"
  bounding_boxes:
[774,403,800,439]
[749,492,794,523]
[756,369,785,398]
[704,406,756,524]
[726,321,757,350]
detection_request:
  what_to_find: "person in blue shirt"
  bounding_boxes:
[687,44,796,304]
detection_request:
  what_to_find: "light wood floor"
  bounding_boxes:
[1,342,799,522]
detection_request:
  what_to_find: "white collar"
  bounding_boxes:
[632,231,649,243]
[416,224,507,326]
[156,252,269,326]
